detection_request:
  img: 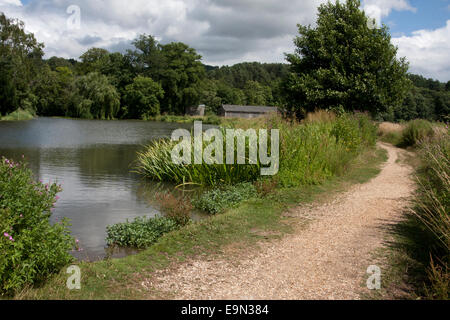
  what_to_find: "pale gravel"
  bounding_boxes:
[145,143,415,300]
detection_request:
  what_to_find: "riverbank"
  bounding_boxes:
[17,145,388,299]
[0,109,34,121]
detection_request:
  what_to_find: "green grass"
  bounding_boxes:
[15,146,387,300]
[137,113,378,187]
[0,109,34,121]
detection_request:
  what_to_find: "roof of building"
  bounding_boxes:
[221,105,278,114]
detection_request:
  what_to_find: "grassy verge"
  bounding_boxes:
[16,146,387,300]
[0,109,34,121]
[367,132,449,300]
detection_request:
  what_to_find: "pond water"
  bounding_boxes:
[0,117,204,261]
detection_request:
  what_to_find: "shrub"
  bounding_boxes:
[106,216,177,248]
[0,157,74,295]
[154,192,192,227]
[254,178,279,197]
[193,183,258,214]
[400,119,434,147]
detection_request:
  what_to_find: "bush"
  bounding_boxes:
[193,183,258,214]
[106,216,177,249]
[154,192,192,227]
[400,119,434,147]
[0,157,75,295]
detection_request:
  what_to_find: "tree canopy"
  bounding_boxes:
[283,0,411,119]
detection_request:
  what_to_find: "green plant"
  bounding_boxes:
[106,216,177,248]
[413,133,449,299]
[0,157,75,295]
[193,183,258,214]
[400,119,434,147]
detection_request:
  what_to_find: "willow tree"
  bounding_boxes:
[71,72,120,119]
[283,0,411,119]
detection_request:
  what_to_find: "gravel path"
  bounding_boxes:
[147,144,415,300]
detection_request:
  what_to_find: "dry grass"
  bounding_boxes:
[378,122,405,136]
[304,110,336,124]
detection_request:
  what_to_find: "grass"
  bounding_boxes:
[137,113,378,187]
[0,109,34,121]
[15,146,388,300]
[367,130,449,300]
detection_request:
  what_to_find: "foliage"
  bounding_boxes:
[283,0,410,119]
[137,112,378,188]
[0,13,44,116]
[193,183,258,214]
[71,72,121,119]
[0,108,34,121]
[123,76,164,119]
[399,119,435,147]
[136,129,262,186]
[413,133,449,299]
[154,192,192,227]
[105,216,177,249]
[0,157,74,295]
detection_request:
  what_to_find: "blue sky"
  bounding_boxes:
[1,0,449,81]
[385,0,449,36]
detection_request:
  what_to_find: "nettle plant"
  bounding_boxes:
[0,157,75,295]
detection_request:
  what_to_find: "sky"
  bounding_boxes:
[0,0,449,81]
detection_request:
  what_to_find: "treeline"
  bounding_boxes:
[0,13,285,120]
[1,8,449,122]
[394,74,450,122]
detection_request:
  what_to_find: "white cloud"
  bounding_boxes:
[0,0,22,6]
[0,0,327,63]
[0,0,448,81]
[362,0,416,24]
[393,21,450,82]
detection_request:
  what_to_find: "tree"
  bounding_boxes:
[159,42,205,114]
[71,73,120,119]
[243,80,273,106]
[78,48,111,75]
[283,0,411,119]
[123,76,164,119]
[33,65,75,116]
[0,13,44,115]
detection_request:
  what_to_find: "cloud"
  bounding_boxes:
[393,20,450,82]
[0,0,448,81]
[362,0,416,24]
[0,0,327,64]
[0,0,22,6]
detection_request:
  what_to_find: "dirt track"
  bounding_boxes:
[147,143,415,300]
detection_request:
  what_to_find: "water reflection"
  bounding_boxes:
[0,118,203,261]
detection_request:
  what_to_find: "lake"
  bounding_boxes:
[0,117,204,261]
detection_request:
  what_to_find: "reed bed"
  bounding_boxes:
[136,112,378,187]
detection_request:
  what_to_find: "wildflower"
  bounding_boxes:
[4,233,10,238]
[9,236,14,242]
[20,214,23,218]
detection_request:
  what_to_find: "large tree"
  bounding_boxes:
[123,76,164,119]
[0,13,44,115]
[283,0,411,119]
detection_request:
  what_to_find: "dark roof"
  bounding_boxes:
[222,105,278,114]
